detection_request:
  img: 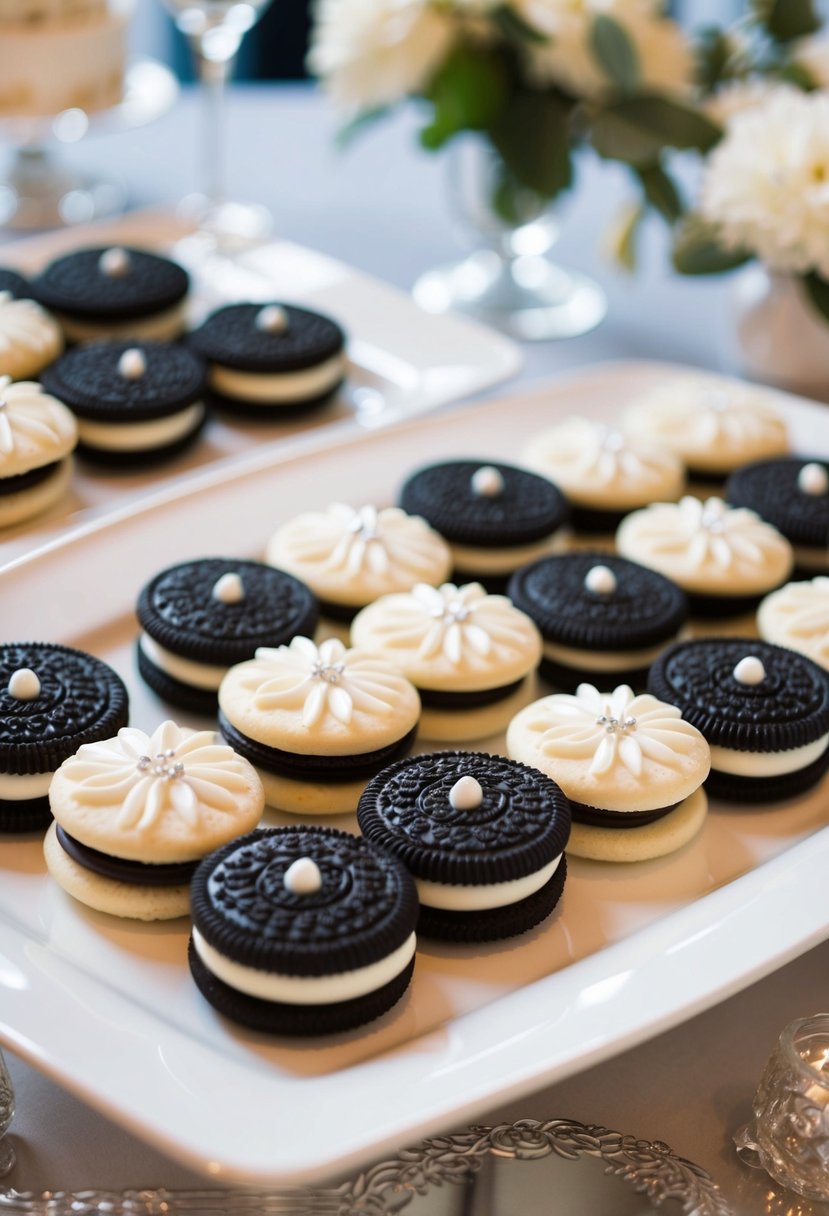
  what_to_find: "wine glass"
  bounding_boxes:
[160,0,274,260]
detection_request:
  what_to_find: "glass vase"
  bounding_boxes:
[413,137,606,342]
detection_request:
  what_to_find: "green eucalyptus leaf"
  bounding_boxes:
[591,95,722,165]
[777,60,818,91]
[803,272,829,324]
[336,106,390,149]
[488,90,573,198]
[636,162,682,223]
[420,43,508,149]
[754,0,820,43]
[672,214,751,275]
[493,4,548,45]
[695,26,736,92]
[590,14,640,94]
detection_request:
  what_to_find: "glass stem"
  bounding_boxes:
[188,37,238,211]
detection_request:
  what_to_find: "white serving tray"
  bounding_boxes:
[1,359,828,1187]
[0,210,522,564]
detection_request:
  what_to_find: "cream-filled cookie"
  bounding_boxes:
[351,581,541,741]
[45,720,264,919]
[0,376,77,528]
[0,291,62,380]
[758,578,829,670]
[266,502,452,626]
[507,683,710,861]
[616,496,793,618]
[218,636,421,815]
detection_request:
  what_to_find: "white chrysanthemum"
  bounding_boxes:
[703,80,799,128]
[700,89,829,278]
[308,0,454,108]
[792,35,829,90]
[520,0,693,99]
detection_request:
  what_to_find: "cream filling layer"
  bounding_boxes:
[0,769,52,800]
[416,854,561,912]
[57,301,188,343]
[209,353,346,403]
[542,637,675,673]
[191,926,416,1005]
[139,633,227,691]
[710,733,829,777]
[451,531,566,576]
[78,403,204,452]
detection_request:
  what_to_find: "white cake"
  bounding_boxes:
[0,0,128,118]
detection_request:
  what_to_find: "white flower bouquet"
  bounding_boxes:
[308,0,720,226]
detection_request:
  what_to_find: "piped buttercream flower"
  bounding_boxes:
[0,376,77,464]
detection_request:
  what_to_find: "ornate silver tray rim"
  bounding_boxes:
[0,1117,732,1215]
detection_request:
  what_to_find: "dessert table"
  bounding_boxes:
[1,83,827,1214]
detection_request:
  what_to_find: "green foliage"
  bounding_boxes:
[803,273,829,324]
[591,96,721,166]
[492,4,548,46]
[420,44,508,150]
[636,163,683,223]
[753,0,820,43]
[335,106,390,149]
[590,15,640,94]
[672,214,752,275]
[488,89,573,199]
[695,26,737,93]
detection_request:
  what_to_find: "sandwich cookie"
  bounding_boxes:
[45,720,264,920]
[189,826,418,1035]
[507,553,688,691]
[0,269,30,300]
[1,642,128,833]
[350,581,541,741]
[758,578,829,671]
[726,458,829,574]
[521,417,684,536]
[616,496,793,618]
[33,246,190,343]
[507,684,710,862]
[621,374,788,485]
[357,752,570,942]
[136,557,319,714]
[266,502,452,627]
[188,302,346,416]
[398,460,569,590]
[218,636,421,815]
[41,340,207,463]
[0,377,77,529]
[648,638,829,802]
[0,291,62,380]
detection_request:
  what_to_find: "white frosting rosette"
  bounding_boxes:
[266,503,451,609]
[758,578,829,670]
[351,581,541,690]
[0,292,62,381]
[621,375,788,473]
[219,636,421,756]
[0,376,77,478]
[48,720,264,862]
[616,496,793,595]
[507,683,710,812]
[521,416,684,510]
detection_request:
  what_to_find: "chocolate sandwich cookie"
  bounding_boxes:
[0,291,62,380]
[726,458,829,575]
[351,581,541,741]
[41,339,207,463]
[33,246,190,343]
[358,751,570,942]
[507,553,688,692]
[188,826,418,1034]
[136,557,319,714]
[398,460,569,591]
[648,638,829,803]
[616,496,793,619]
[0,269,30,299]
[0,642,128,833]
[521,417,684,536]
[0,377,77,529]
[44,720,264,920]
[507,683,710,861]
[218,636,421,815]
[188,302,346,416]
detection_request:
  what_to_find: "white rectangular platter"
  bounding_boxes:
[1,359,828,1187]
[0,211,522,564]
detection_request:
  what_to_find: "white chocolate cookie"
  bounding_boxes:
[266,503,451,611]
[616,496,793,596]
[758,578,829,670]
[522,417,684,510]
[0,292,62,380]
[506,683,710,812]
[622,375,788,475]
[0,376,77,479]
